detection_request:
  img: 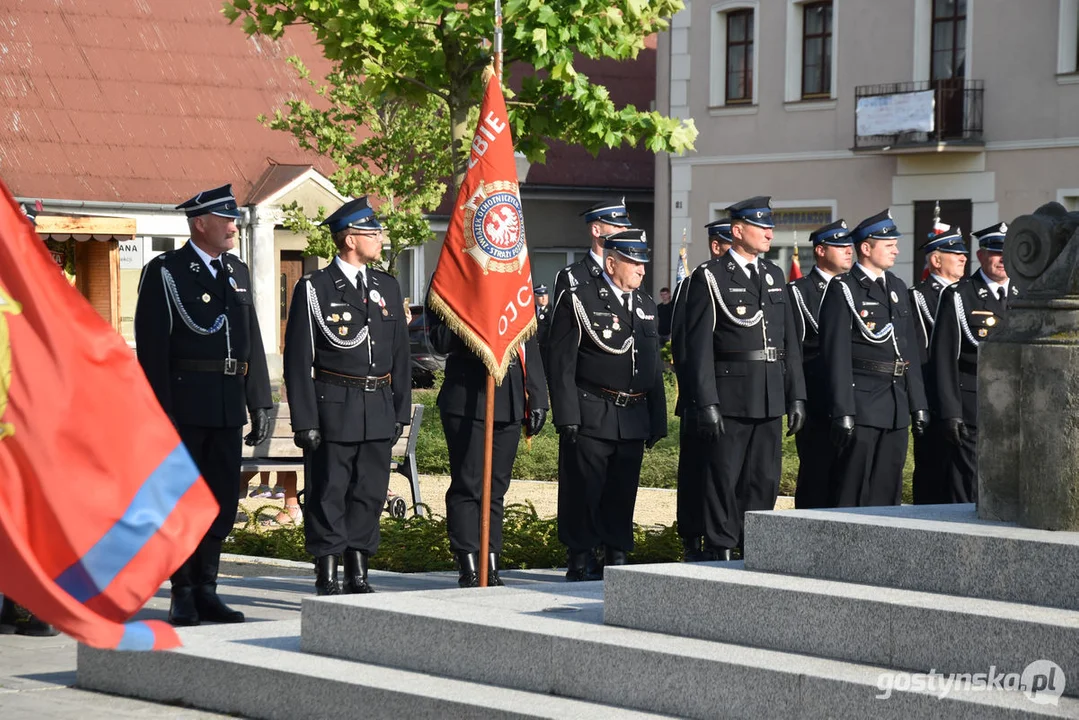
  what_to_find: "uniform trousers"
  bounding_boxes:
[830,426,908,507]
[177,425,242,540]
[304,438,392,557]
[793,414,834,509]
[558,434,644,553]
[911,423,945,505]
[676,412,705,539]
[702,416,782,551]
[441,413,520,553]
[940,425,977,504]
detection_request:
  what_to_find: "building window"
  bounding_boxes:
[931,0,966,81]
[801,2,832,97]
[726,9,754,103]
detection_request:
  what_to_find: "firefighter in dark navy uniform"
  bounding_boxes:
[908,225,968,504]
[134,183,273,626]
[282,197,411,596]
[671,218,731,561]
[787,219,853,509]
[818,210,929,507]
[683,197,807,560]
[929,223,1016,503]
[534,284,551,359]
[550,197,632,315]
[548,229,666,580]
[427,310,548,587]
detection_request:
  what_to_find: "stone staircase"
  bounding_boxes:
[78,505,1079,718]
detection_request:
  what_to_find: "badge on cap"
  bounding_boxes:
[229,277,238,291]
[343,312,352,321]
[370,289,382,304]
[766,274,774,286]
[890,291,898,303]
[202,293,211,303]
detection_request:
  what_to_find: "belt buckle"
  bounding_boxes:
[893,360,906,377]
[223,358,238,376]
[614,392,630,407]
[763,347,778,363]
[363,376,378,392]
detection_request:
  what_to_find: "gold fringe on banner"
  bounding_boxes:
[428,289,536,386]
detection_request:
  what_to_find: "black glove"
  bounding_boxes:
[697,404,725,441]
[558,424,579,444]
[786,400,807,437]
[944,417,967,446]
[391,422,404,445]
[645,434,664,449]
[244,407,270,446]
[912,410,930,438]
[525,408,547,437]
[294,429,321,451]
[831,415,855,449]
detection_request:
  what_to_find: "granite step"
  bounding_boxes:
[297,585,1077,718]
[76,619,673,720]
[743,504,1079,610]
[603,561,1079,698]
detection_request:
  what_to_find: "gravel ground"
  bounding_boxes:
[239,473,794,528]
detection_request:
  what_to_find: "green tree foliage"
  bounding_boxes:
[264,59,450,272]
[222,0,698,188]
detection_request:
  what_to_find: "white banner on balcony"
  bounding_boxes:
[856,90,935,136]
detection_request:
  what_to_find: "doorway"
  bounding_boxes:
[279,250,304,353]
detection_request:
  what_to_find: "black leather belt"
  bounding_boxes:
[316,369,391,391]
[715,348,786,363]
[579,381,647,407]
[174,359,248,376]
[853,358,908,377]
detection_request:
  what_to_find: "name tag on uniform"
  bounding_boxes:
[862,301,880,307]
[767,287,782,293]
[330,302,348,307]
[728,287,747,293]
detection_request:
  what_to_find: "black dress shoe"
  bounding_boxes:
[343,549,374,594]
[604,547,627,567]
[0,597,17,634]
[487,552,505,587]
[1,599,60,637]
[565,550,602,582]
[702,545,733,562]
[168,586,200,627]
[194,586,244,623]
[456,551,479,588]
[682,535,709,562]
[315,555,341,596]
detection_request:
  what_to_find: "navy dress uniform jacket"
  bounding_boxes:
[818,265,928,429]
[669,276,693,418]
[787,267,830,418]
[929,271,1016,427]
[282,261,411,442]
[430,317,549,423]
[552,253,602,312]
[909,276,948,369]
[547,275,666,441]
[683,254,806,419]
[134,242,272,427]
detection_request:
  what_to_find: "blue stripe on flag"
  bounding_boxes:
[55,443,200,603]
[117,621,157,651]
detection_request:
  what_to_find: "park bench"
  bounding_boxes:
[241,403,425,517]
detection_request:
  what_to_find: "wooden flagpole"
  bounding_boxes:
[478,0,505,589]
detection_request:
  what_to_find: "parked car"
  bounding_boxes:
[408,304,446,388]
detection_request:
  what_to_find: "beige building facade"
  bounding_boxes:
[655,0,1079,286]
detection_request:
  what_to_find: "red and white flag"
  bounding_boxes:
[428,68,535,383]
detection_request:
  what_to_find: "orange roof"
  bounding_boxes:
[0,0,335,204]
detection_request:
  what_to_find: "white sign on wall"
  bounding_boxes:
[856,90,935,137]
[118,240,142,269]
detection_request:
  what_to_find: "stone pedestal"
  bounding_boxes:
[978,203,1079,530]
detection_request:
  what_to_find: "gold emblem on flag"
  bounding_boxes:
[0,285,23,441]
[461,180,528,274]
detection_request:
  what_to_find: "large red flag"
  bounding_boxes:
[788,247,803,281]
[0,180,216,650]
[428,68,535,382]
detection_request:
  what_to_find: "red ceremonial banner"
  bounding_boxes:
[428,67,535,383]
[0,180,216,650]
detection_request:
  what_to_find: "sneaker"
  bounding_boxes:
[270,485,286,499]
[2,599,59,637]
[248,484,272,499]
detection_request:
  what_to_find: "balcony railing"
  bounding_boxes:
[853,79,984,152]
